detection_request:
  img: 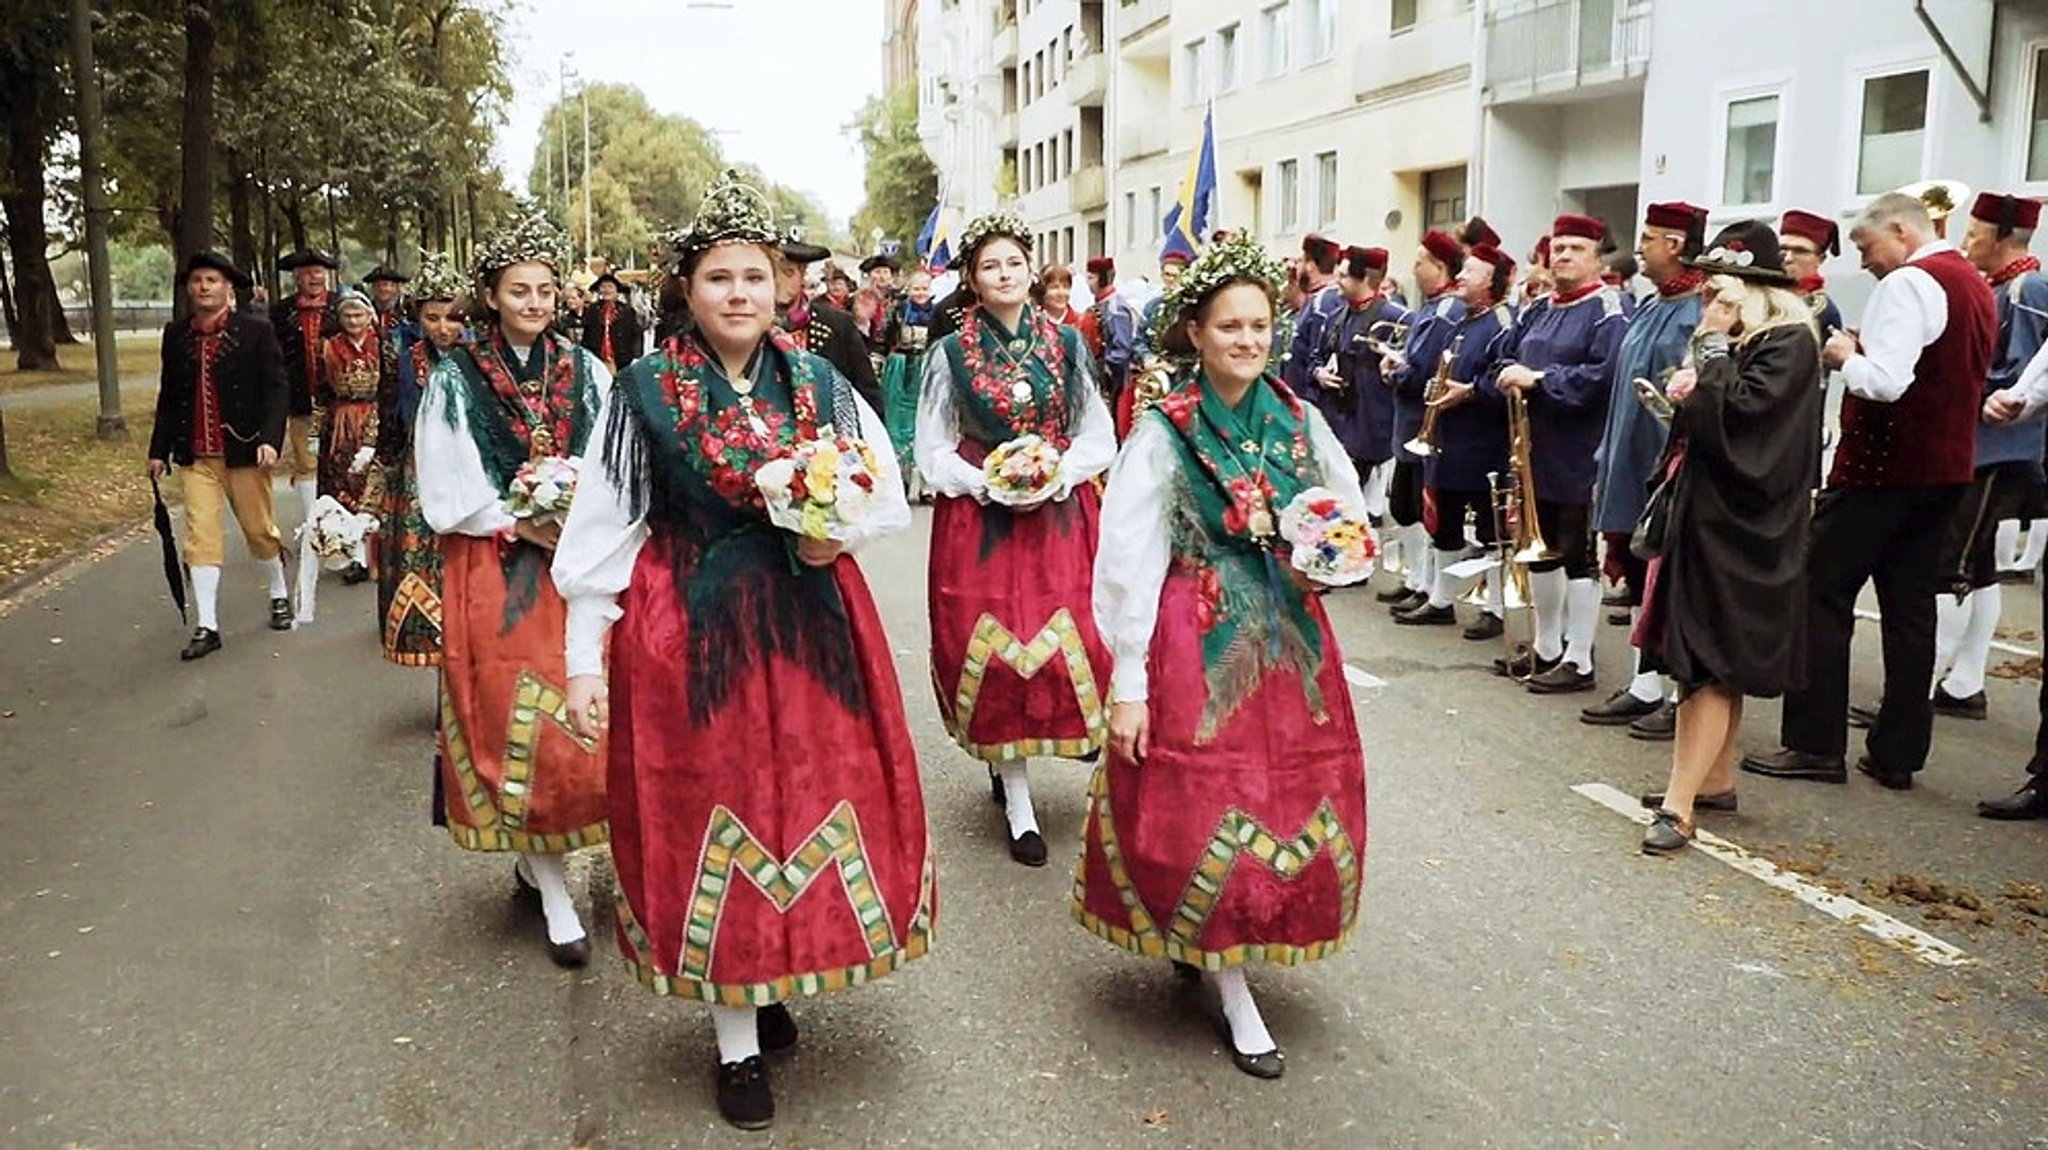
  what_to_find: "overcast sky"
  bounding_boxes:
[494,0,884,231]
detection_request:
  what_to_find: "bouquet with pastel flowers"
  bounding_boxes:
[755,434,885,541]
[982,434,1064,507]
[1279,487,1378,586]
[505,456,579,524]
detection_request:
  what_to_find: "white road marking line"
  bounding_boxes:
[1571,782,1973,968]
[1343,663,1386,689]
[1854,606,2038,659]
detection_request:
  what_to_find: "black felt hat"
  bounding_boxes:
[782,241,833,265]
[859,253,898,274]
[278,248,340,272]
[363,263,410,284]
[591,270,629,294]
[180,249,251,292]
[1683,220,1795,285]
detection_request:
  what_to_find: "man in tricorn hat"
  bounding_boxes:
[775,240,882,410]
[858,253,900,353]
[578,270,643,372]
[363,263,410,340]
[272,248,341,527]
[149,251,294,659]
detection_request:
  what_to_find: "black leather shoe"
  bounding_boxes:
[1580,689,1660,726]
[341,562,370,585]
[1628,701,1677,741]
[1492,646,1560,679]
[1214,1017,1284,1080]
[1009,829,1048,867]
[179,628,222,661]
[1855,756,1914,791]
[1393,602,1457,626]
[716,1055,775,1130]
[1374,585,1412,604]
[757,1003,799,1053]
[1526,662,1596,695]
[1601,587,1634,607]
[547,935,590,968]
[1978,780,2048,820]
[1386,590,1429,615]
[1740,747,1847,783]
[987,765,1004,807]
[1932,686,1988,720]
[1639,789,1737,813]
[1641,808,1694,855]
[269,597,293,631]
[1846,701,1880,729]
[1462,613,1504,641]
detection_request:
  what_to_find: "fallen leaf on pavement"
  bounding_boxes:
[1142,1109,1169,1129]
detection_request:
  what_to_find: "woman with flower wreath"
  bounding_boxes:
[914,208,1117,867]
[414,209,610,970]
[1079,233,1372,1081]
[552,171,930,1132]
[370,251,467,667]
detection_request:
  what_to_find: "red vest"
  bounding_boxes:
[1828,248,1996,489]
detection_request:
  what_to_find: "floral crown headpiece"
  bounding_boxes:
[1144,233,1291,363]
[411,249,468,303]
[958,207,1032,261]
[473,203,572,282]
[679,168,785,256]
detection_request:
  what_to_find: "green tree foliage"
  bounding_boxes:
[849,86,937,256]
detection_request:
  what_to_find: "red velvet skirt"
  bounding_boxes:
[318,399,376,511]
[1072,565,1368,968]
[607,539,935,1004]
[926,484,1111,763]
[436,534,609,853]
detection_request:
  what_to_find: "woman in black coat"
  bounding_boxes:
[1636,222,1823,853]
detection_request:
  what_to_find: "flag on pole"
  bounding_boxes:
[917,199,953,269]
[1160,103,1217,263]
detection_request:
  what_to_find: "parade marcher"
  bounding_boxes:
[370,251,467,667]
[880,270,938,492]
[1521,236,1555,309]
[1082,232,1370,1081]
[414,208,610,967]
[554,171,932,1130]
[1581,202,1708,736]
[1480,214,1630,694]
[1078,256,1140,402]
[771,241,884,411]
[1394,243,1517,638]
[315,293,387,585]
[1742,192,1998,790]
[1032,263,1083,326]
[1634,223,1824,852]
[1924,193,2048,722]
[1779,210,1846,334]
[915,207,1116,866]
[148,251,293,659]
[1380,229,1468,611]
[823,265,855,311]
[578,270,644,373]
[272,248,341,529]
[1306,245,1403,525]
[1978,335,2048,818]
[1137,249,1192,360]
[1283,236,1345,394]
[859,252,900,354]
[365,263,410,341]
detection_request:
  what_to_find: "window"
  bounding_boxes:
[1392,0,1418,33]
[1277,158,1300,233]
[1259,2,1291,79]
[1064,128,1076,177]
[1217,23,1242,92]
[1316,150,1339,230]
[1064,227,1076,263]
[1423,165,1467,232]
[1181,38,1207,104]
[1148,185,1163,241]
[1721,94,1779,206]
[1302,0,1337,64]
[1124,191,1139,241]
[2029,45,2048,182]
[1856,69,1929,195]
[1020,61,1030,107]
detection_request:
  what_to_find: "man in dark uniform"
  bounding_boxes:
[1307,245,1405,536]
[148,251,293,659]
[1381,228,1470,611]
[579,270,645,372]
[776,241,883,410]
[271,248,341,529]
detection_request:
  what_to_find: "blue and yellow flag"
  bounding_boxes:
[917,200,952,269]
[1160,104,1217,263]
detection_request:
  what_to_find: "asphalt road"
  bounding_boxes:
[2,496,2046,1149]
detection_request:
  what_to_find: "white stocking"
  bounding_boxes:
[1208,968,1276,1055]
[1563,578,1601,673]
[1933,593,1970,687]
[997,761,1038,838]
[710,1004,762,1064]
[2024,520,2048,572]
[1429,547,1463,609]
[1405,525,1434,593]
[1942,585,2002,698]
[294,478,319,526]
[1997,520,2024,571]
[1625,612,1661,703]
[259,555,288,599]
[1485,569,1505,617]
[1360,462,1391,521]
[1529,568,1567,661]
[519,852,585,945]
[191,565,221,631]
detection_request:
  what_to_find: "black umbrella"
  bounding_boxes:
[150,475,188,625]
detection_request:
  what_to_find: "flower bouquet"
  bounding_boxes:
[983,434,1064,507]
[1278,487,1378,586]
[505,456,579,525]
[755,433,885,541]
[302,494,380,572]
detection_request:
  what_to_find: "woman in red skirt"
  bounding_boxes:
[318,291,387,583]
[554,171,931,1131]
[1078,233,1371,1080]
[415,210,610,968]
[914,209,1116,866]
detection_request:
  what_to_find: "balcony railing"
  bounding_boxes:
[1116,0,1169,43]
[1117,117,1169,163]
[1070,165,1108,213]
[1066,51,1108,107]
[1483,0,1650,103]
[994,22,1019,68]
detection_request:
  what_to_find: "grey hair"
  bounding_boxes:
[1851,193,1933,241]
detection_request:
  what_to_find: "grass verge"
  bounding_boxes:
[0,335,161,394]
[0,398,156,585]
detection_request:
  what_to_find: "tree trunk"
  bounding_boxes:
[226,149,255,273]
[0,55,61,370]
[40,273,76,344]
[0,405,13,482]
[464,179,480,265]
[0,246,18,338]
[176,0,218,317]
[324,186,339,261]
[384,205,400,264]
[282,192,307,253]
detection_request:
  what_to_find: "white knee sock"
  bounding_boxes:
[1406,525,1434,593]
[710,1004,762,1064]
[295,478,319,524]
[1997,520,2024,571]
[1943,585,2002,698]
[1563,578,1601,673]
[191,565,222,631]
[1207,968,1276,1055]
[1625,613,1661,702]
[1530,568,1567,661]
[520,853,585,945]
[259,556,287,599]
[2024,521,2048,572]
[1933,593,1970,686]
[1485,569,1505,618]
[1361,463,1391,521]
[998,761,1038,838]
[1429,547,1463,609]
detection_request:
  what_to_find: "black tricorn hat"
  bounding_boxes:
[782,241,833,266]
[1683,220,1795,285]
[180,249,251,292]
[278,248,340,272]
[859,253,898,274]
[363,263,410,284]
[591,270,629,294]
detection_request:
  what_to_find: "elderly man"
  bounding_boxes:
[1742,193,1998,790]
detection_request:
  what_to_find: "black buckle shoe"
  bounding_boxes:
[1739,747,1848,784]
[1932,686,1988,720]
[180,628,222,661]
[1461,613,1505,641]
[1627,701,1677,741]
[1641,808,1694,855]
[269,597,293,631]
[546,935,591,968]
[1008,829,1048,867]
[1526,662,1596,695]
[1855,755,1914,791]
[1393,602,1457,627]
[1580,688,1660,726]
[1492,645,1560,680]
[1213,1017,1284,1080]
[716,1055,775,1130]
[758,1003,799,1053]
[1977,780,2048,820]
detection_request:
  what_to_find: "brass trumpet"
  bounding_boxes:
[1366,318,1409,359]
[1401,336,1462,458]
[1505,386,1560,564]
[1128,356,1175,424]
[1632,375,1674,426]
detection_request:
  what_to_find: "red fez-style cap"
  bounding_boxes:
[1468,243,1515,274]
[1421,230,1464,271]
[1532,235,1552,265]
[1160,250,1192,267]
[1644,201,1707,233]
[1302,233,1341,262]
[1778,209,1841,256]
[1551,214,1606,243]
[1460,217,1502,250]
[1971,192,2043,236]
[1085,256,1116,276]
[1344,246,1389,272]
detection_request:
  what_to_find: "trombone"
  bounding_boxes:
[1504,386,1560,565]
[1485,469,1539,677]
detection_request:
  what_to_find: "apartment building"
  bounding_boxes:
[885,0,921,94]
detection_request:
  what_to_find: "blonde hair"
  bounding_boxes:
[1705,274,1817,347]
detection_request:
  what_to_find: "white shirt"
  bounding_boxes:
[912,336,1117,500]
[550,375,911,679]
[414,347,614,539]
[1838,240,1955,404]
[1091,402,1367,704]
[2006,338,2048,421]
